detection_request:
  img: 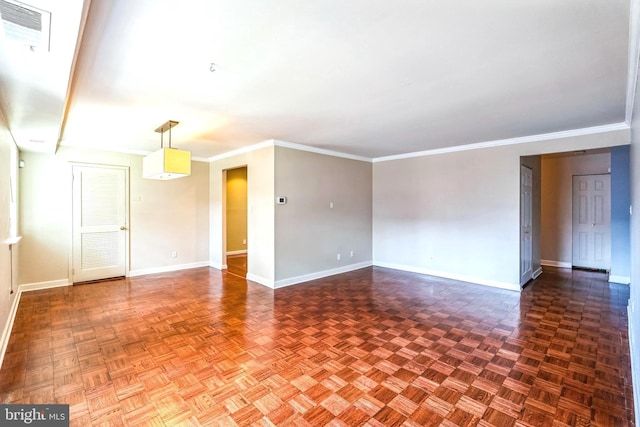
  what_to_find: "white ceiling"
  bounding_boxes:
[0,0,631,160]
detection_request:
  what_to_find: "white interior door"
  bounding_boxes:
[72,165,128,283]
[520,165,533,286]
[572,174,611,270]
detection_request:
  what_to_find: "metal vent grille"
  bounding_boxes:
[0,0,50,51]
[81,171,120,227]
[82,232,120,269]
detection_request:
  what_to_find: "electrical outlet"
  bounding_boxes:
[350,251,354,257]
[337,253,341,261]
[171,251,177,258]
[242,239,247,245]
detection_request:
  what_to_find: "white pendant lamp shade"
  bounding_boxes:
[142,147,191,180]
[143,120,191,180]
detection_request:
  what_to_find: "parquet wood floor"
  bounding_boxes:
[226,255,247,279]
[0,266,634,426]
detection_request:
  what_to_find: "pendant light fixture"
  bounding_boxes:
[143,120,191,180]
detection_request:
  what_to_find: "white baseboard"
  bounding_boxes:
[1,278,70,368]
[541,259,572,269]
[209,261,226,270]
[532,267,543,279]
[609,275,631,285]
[0,292,21,369]
[19,279,69,292]
[128,261,210,277]
[226,250,247,256]
[274,261,373,289]
[629,304,640,426]
[373,261,521,292]
[246,273,274,288]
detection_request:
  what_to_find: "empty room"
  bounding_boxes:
[1,1,640,426]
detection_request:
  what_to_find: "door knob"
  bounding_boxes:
[592,223,595,227]
[120,226,127,230]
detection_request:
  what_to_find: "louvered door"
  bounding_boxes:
[72,165,128,283]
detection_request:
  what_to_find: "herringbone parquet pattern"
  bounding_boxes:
[0,265,634,426]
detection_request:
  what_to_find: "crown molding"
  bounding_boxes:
[273,139,371,162]
[372,122,630,163]
[207,139,275,162]
[627,0,640,125]
[61,121,631,165]
[207,139,372,163]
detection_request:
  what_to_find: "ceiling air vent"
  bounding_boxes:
[0,0,50,51]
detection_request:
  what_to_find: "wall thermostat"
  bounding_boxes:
[276,196,287,205]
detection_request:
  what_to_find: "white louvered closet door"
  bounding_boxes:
[72,165,128,283]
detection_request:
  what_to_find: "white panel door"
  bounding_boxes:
[520,165,533,286]
[572,174,611,270]
[72,165,128,283]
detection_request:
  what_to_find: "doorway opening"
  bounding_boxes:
[540,148,631,284]
[224,166,248,278]
[520,165,533,286]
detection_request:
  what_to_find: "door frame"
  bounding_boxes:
[69,163,130,283]
[520,165,533,287]
[221,165,248,274]
[571,173,611,271]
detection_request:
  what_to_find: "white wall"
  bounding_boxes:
[19,151,70,284]
[18,147,210,284]
[540,152,610,267]
[274,147,372,286]
[374,146,520,289]
[373,129,629,290]
[632,131,640,427]
[629,39,640,425]
[209,145,275,286]
[610,145,632,282]
[129,154,210,274]
[0,121,20,365]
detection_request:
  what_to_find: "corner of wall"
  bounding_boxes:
[629,301,640,426]
[373,261,522,292]
[246,273,275,289]
[0,278,70,368]
[273,261,372,289]
[0,288,21,369]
